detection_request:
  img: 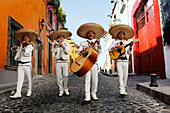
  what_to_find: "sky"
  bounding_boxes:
[61,0,113,68]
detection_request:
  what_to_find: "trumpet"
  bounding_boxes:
[56,39,62,45]
[53,39,62,47]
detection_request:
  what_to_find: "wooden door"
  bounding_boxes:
[138,17,159,74]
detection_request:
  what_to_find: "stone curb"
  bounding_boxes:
[137,82,170,105]
[101,72,137,77]
[0,75,56,94]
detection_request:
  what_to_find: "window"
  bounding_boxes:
[136,6,145,30]
[136,0,154,30]
[10,25,20,66]
[49,10,53,26]
[145,0,154,22]
[5,16,23,69]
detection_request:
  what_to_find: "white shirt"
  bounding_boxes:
[12,44,33,66]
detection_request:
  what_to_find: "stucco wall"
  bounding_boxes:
[164,46,170,78]
[0,0,47,72]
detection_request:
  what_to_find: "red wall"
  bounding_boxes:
[131,0,166,79]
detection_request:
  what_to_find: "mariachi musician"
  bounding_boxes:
[49,29,71,97]
[77,23,104,102]
[108,24,134,98]
[10,29,39,99]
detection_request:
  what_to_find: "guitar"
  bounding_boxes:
[71,31,107,77]
[109,38,140,60]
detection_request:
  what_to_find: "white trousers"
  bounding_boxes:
[16,65,32,95]
[84,64,98,99]
[56,62,68,94]
[117,61,128,94]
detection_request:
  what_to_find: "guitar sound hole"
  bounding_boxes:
[118,49,121,53]
[83,52,88,57]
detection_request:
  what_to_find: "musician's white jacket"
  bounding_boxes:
[14,44,33,64]
[108,39,132,95]
[51,42,70,61]
[51,41,70,95]
[78,39,102,100]
[11,44,33,97]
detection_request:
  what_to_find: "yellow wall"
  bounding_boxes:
[64,39,79,72]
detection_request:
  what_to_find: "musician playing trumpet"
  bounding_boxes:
[77,23,104,102]
[10,29,38,99]
[108,24,134,98]
[49,29,71,97]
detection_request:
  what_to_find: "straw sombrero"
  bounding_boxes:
[77,23,105,39]
[14,29,39,42]
[49,30,72,41]
[109,24,134,39]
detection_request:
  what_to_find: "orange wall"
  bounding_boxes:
[0,0,47,71]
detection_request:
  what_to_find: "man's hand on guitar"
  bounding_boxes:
[116,46,122,50]
[130,42,133,47]
[83,48,87,52]
[96,38,100,45]
[129,42,133,50]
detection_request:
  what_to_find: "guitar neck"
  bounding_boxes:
[125,43,132,48]
[124,38,140,48]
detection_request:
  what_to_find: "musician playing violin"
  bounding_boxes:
[10,29,38,99]
[77,23,104,102]
[108,24,134,98]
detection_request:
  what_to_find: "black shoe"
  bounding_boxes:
[119,94,125,98]
[82,100,91,105]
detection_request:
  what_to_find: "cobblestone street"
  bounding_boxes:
[0,73,170,113]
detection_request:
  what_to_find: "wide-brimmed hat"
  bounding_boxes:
[77,23,105,39]
[49,30,72,41]
[109,24,134,39]
[14,29,39,42]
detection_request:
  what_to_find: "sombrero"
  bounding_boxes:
[77,23,105,39]
[14,29,39,42]
[109,24,134,39]
[49,30,72,41]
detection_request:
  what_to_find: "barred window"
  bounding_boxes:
[49,10,53,26]
[136,0,154,30]
[10,25,20,66]
[6,16,23,69]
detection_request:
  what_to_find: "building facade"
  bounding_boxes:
[0,0,48,84]
[131,0,166,79]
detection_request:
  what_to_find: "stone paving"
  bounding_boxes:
[0,73,170,113]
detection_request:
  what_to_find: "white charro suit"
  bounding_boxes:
[12,44,33,96]
[51,41,70,94]
[78,39,102,100]
[108,39,132,95]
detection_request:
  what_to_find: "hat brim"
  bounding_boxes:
[77,23,105,39]
[109,24,134,39]
[14,29,39,42]
[49,30,72,41]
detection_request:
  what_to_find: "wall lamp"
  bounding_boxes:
[41,19,45,29]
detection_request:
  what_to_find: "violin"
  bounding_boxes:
[22,41,30,48]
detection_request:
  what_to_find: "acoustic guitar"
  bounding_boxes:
[71,32,107,77]
[109,38,140,60]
